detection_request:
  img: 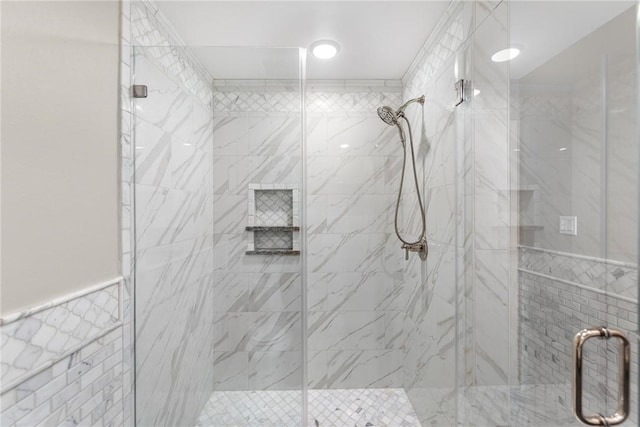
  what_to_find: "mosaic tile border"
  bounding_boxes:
[306,91,403,114]
[131,0,213,108]
[0,278,122,392]
[519,246,638,302]
[402,0,466,91]
[213,79,403,94]
[402,1,505,96]
[213,79,403,114]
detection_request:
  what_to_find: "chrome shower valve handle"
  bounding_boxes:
[401,238,428,261]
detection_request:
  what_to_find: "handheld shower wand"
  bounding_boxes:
[377,96,428,261]
[376,96,425,145]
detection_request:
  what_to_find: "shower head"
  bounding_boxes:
[377,106,398,126]
[378,105,405,144]
[377,95,424,144]
[377,95,425,126]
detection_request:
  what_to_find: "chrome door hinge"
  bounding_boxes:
[132,85,148,98]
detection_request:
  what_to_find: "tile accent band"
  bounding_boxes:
[520,245,638,269]
[519,268,638,305]
[0,276,124,326]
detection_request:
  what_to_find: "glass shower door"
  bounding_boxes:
[131,42,305,426]
[507,2,638,426]
[455,1,638,426]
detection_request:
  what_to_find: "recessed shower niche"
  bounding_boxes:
[246,184,300,255]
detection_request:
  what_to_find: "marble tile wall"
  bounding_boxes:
[306,82,407,389]
[0,280,126,426]
[211,79,304,393]
[468,0,513,392]
[130,2,215,426]
[212,79,407,391]
[401,1,512,425]
[401,1,467,423]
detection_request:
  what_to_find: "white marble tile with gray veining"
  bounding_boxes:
[326,349,403,389]
[249,273,301,312]
[248,351,301,390]
[132,4,215,424]
[308,311,386,351]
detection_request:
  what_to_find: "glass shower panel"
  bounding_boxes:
[507,2,638,426]
[132,45,304,426]
[456,2,514,425]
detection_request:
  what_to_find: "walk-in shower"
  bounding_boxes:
[2,1,640,427]
[125,1,639,426]
[377,95,428,260]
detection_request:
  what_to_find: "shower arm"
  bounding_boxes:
[396,95,425,118]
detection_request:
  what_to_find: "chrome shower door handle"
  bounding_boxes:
[573,327,630,426]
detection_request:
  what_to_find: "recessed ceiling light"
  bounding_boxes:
[559,147,568,151]
[339,144,349,149]
[491,48,520,63]
[311,40,339,59]
[473,89,481,97]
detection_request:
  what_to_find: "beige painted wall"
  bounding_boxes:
[1,1,120,315]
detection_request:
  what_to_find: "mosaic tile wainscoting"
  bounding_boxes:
[518,246,639,425]
[0,280,126,426]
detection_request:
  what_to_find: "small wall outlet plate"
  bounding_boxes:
[559,216,577,235]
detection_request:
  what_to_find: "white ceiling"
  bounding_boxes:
[156,1,636,81]
[156,1,449,80]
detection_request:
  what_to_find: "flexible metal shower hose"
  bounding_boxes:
[394,116,426,246]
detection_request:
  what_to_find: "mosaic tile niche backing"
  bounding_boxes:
[246,184,300,254]
[255,190,293,227]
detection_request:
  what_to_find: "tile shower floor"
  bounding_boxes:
[195,388,420,427]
